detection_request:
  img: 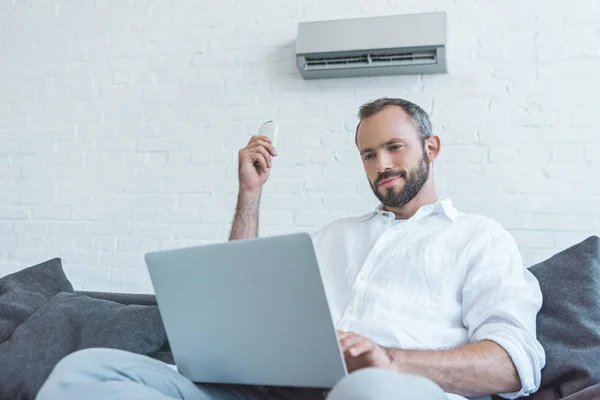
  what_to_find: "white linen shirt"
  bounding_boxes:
[310,199,545,399]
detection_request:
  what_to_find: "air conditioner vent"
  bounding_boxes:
[304,50,437,70]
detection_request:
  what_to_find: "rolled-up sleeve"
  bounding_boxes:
[462,223,546,399]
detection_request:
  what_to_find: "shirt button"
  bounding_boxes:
[359,275,366,281]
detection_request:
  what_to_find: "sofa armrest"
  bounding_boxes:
[75,291,157,306]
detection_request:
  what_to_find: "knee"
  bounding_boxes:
[328,368,446,400]
[38,348,126,398]
[51,348,123,377]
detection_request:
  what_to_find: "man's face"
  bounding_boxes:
[357,106,430,209]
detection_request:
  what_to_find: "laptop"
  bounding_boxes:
[145,233,348,389]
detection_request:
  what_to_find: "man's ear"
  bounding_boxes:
[426,135,441,164]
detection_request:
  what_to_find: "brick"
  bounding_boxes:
[162,178,213,194]
[543,162,599,184]
[511,230,555,249]
[537,128,597,143]
[131,224,175,239]
[38,235,74,251]
[118,238,161,252]
[122,180,163,194]
[489,146,550,164]
[304,179,359,196]
[585,146,600,163]
[294,211,350,227]
[17,235,41,249]
[49,194,93,207]
[551,144,584,161]
[50,222,90,235]
[178,194,213,207]
[102,252,145,268]
[96,236,117,251]
[134,194,178,208]
[63,266,111,284]
[162,238,209,249]
[173,225,221,239]
[522,248,562,266]
[147,153,169,166]
[109,267,151,284]
[0,207,29,219]
[0,235,17,248]
[71,207,111,221]
[31,207,71,220]
[15,221,50,234]
[95,138,137,152]
[452,145,488,163]
[525,213,596,231]
[74,236,95,251]
[136,138,181,152]
[261,195,322,211]
[154,209,200,224]
[196,209,237,224]
[144,109,188,124]
[90,222,132,236]
[0,221,14,233]
[92,194,136,208]
[260,210,294,226]
[259,177,304,195]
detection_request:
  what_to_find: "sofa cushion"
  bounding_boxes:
[0,292,167,399]
[0,258,73,343]
[529,235,600,388]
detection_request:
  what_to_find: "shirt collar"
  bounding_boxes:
[359,198,459,223]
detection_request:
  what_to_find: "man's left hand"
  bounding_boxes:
[337,330,395,373]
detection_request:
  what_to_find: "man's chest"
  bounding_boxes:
[338,222,468,282]
[314,219,474,316]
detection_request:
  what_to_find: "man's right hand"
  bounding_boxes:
[237,135,278,192]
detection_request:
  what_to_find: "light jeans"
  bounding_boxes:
[36,348,449,400]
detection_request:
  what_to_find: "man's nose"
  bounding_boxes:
[375,152,393,174]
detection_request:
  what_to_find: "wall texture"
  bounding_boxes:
[1,0,599,292]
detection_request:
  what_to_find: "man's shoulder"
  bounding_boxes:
[310,212,373,240]
[453,210,514,241]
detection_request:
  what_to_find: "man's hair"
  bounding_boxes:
[355,97,433,147]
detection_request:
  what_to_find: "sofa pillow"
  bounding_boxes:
[529,235,600,388]
[0,258,73,343]
[0,292,167,399]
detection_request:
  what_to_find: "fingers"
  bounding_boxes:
[247,136,278,156]
[340,332,364,352]
[254,153,269,173]
[339,331,376,357]
[253,139,278,157]
[346,339,375,357]
[250,145,273,168]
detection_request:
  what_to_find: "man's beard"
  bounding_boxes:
[370,151,430,209]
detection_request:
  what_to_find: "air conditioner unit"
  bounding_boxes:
[296,12,447,79]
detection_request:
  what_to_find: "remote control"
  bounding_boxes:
[257,120,278,147]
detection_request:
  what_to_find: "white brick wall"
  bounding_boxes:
[1,0,599,292]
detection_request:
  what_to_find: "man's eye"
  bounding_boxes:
[389,145,402,151]
[363,154,374,160]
